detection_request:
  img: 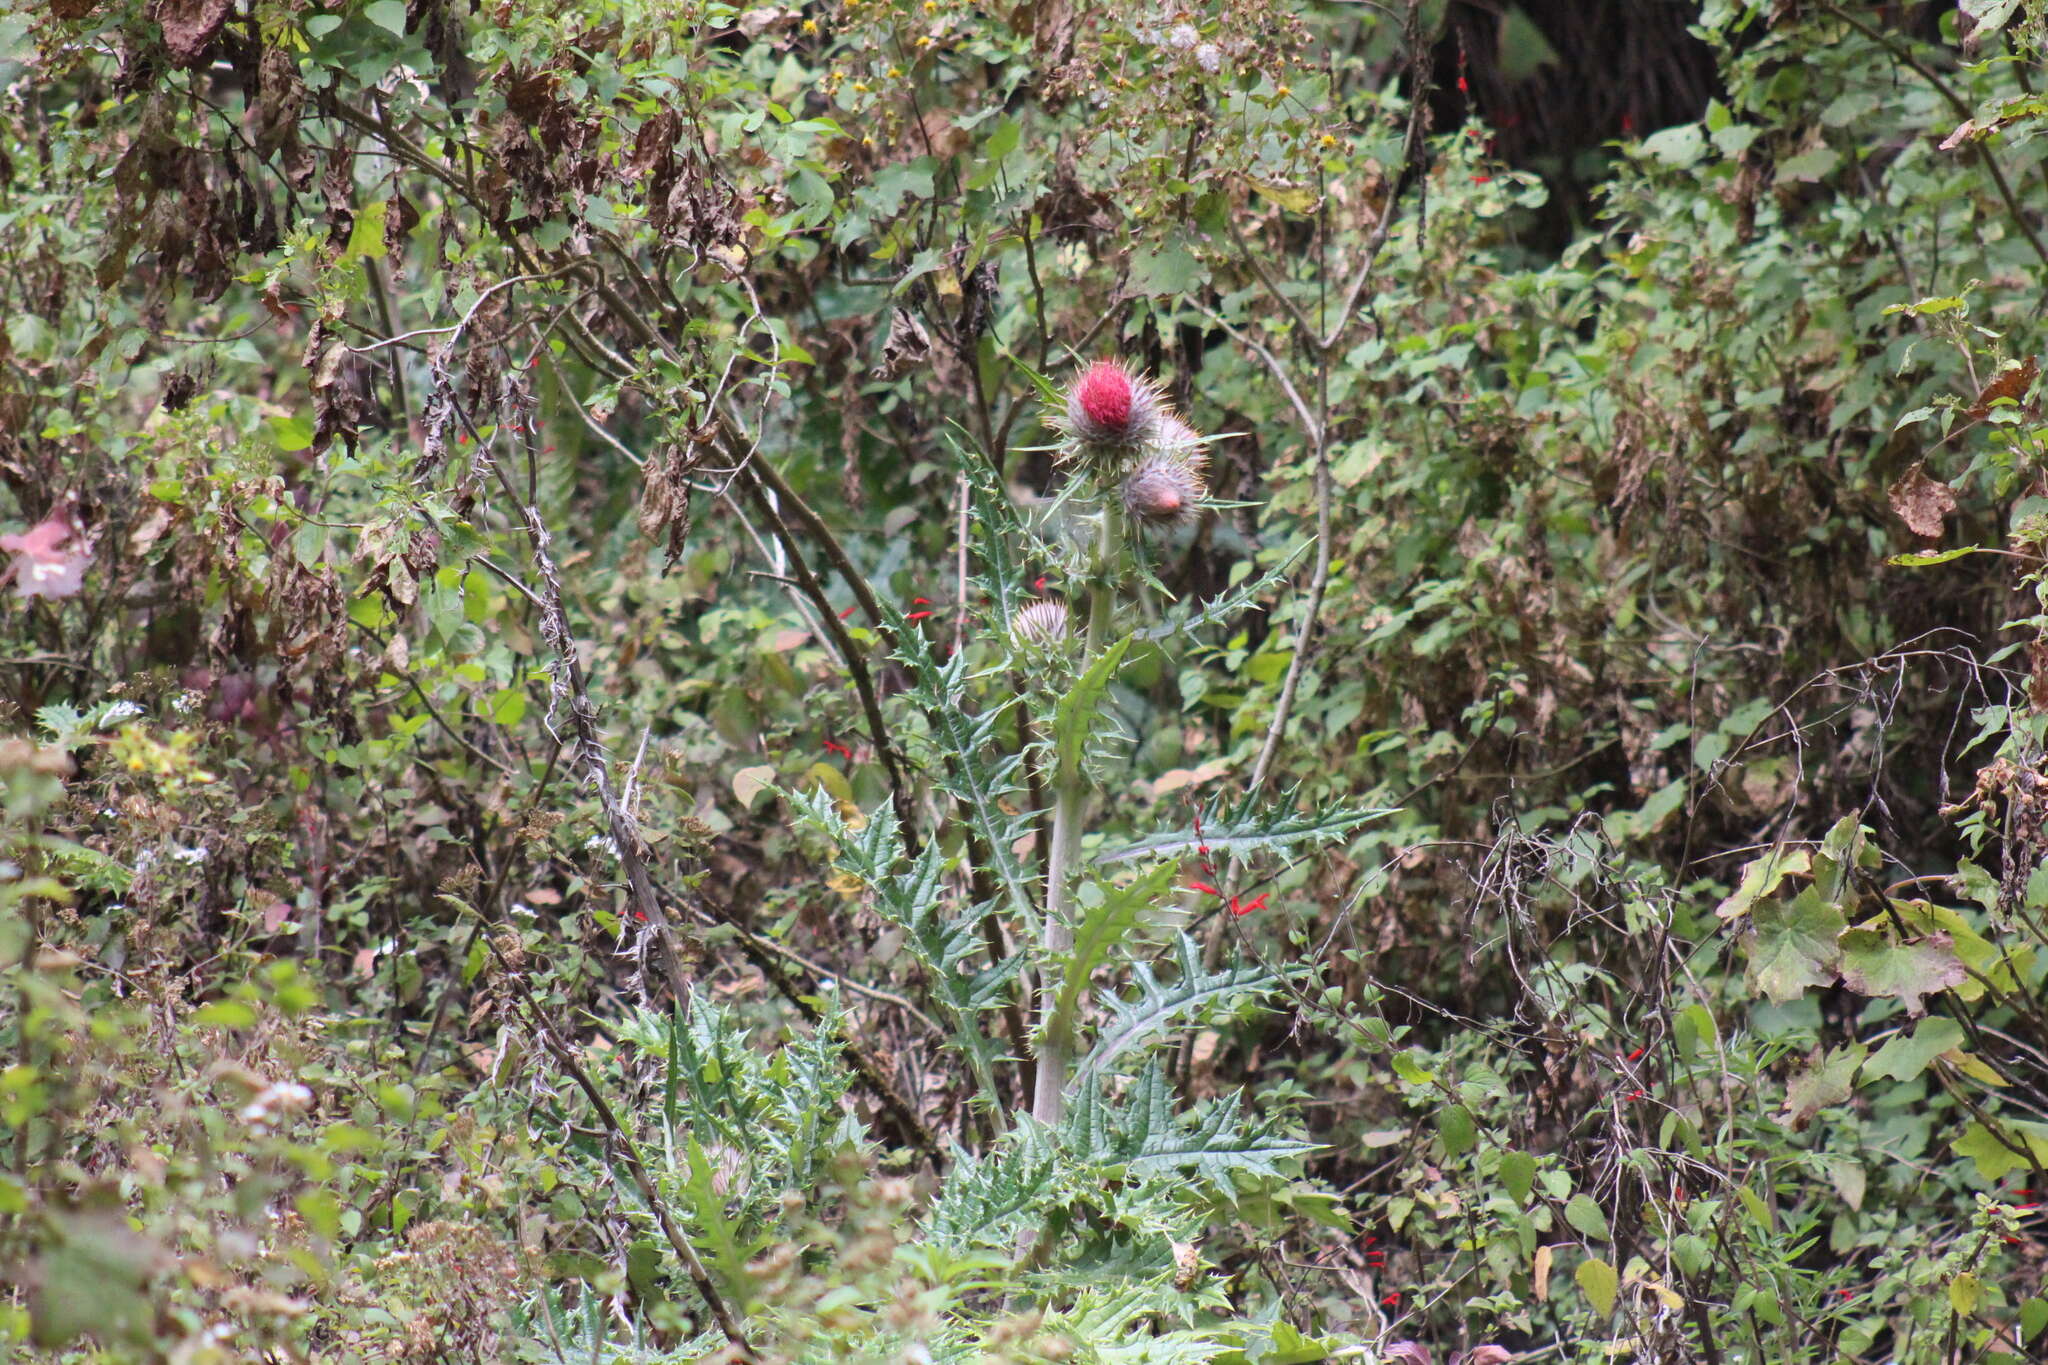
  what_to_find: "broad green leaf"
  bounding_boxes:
[1953,1118,2048,1182]
[364,0,408,35]
[1576,1256,1619,1315]
[1714,844,1810,921]
[346,199,390,260]
[1781,1044,1865,1125]
[1864,1017,1965,1083]
[1838,928,1966,1015]
[1744,887,1845,1003]
[1951,1272,1980,1316]
[1438,1103,1476,1160]
[1564,1193,1609,1241]
[1128,245,1204,297]
[1499,1150,1535,1205]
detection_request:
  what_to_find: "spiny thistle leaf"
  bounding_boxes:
[1097,796,1396,866]
[1046,863,1178,1052]
[1071,936,1288,1090]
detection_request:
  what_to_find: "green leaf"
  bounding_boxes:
[985,116,1021,163]
[1776,145,1839,183]
[1780,1044,1865,1126]
[345,199,390,260]
[1564,1193,1609,1241]
[1864,1016,1965,1083]
[1714,844,1811,921]
[1437,1104,1476,1160]
[1055,635,1131,781]
[1498,1150,1535,1205]
[1950,1272,1980,1317]
[1071,936,1283,1090]
[1127,244,1204,298]
[1953,1118,2048,1182]
[364,0,408,35]
[2021,1297,2048,1343]
[1047,864,1175,1051]
[1838,928,1966,1015]
[1888,545,1989,567]
[1744,887,1845,1003]
[1575,1256,1619,1315]
[1097,803,1394,865]
[193,1000,258,1029]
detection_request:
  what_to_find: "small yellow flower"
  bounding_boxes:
[802,18,818,33]
[915,34,933,47]
[1276,83,1292,99]
[1319,133,1338,148]
[852,80,869,93]
[887,65,902,78]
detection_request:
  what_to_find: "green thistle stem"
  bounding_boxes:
[1031,502,1119,1127]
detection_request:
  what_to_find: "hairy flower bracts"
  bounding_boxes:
[1010,599,1071,645]
[1121,416,1209,529]
[1053,358,1172,472]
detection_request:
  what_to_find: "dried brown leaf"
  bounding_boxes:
[153,0,233,67]
[1887,463,1955,540]
[1968,356,2038,419]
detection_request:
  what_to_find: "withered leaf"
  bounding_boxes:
[154,0,233,67]
[1968,356,2038,419]
[872,308,931,380]
[1887,463,1955,540]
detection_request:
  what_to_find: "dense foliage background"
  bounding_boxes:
[5,0,2048,1361]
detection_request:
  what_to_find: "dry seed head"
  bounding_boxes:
[1010,600,1070,645]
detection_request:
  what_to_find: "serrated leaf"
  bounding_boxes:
[1056,635,1132,781]
[1071,936,1283,1090]
[1097,802,1395,866]
[1047,864,1175,1052]
[1744,887,1845,1003]
[1839,928,1966,1015]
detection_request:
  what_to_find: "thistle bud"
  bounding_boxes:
[1055,359,1169,466]
[1010,600,1070,645]
[1120,447,1208,528]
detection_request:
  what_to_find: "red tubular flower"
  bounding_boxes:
[823,737,853,759]
[1187,880,1222,897]
[1230,894,1267,917]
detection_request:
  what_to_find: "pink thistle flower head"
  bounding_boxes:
[1057,358,1169,467]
